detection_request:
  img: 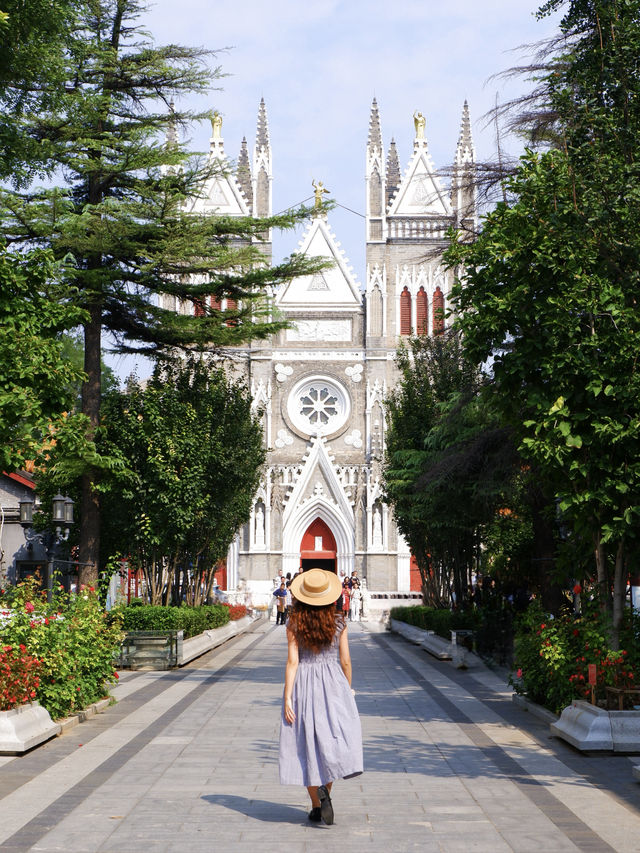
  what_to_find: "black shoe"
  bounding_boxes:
[308,807,322,822]
[318,785,334,825]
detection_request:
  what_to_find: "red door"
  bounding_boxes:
[300,518,337,573]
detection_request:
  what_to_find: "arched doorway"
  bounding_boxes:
[300,518,337,573]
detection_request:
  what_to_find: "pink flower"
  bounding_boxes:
[516,668,522,678]
[24,602,34,614]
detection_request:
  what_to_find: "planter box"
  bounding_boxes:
[118,615,258,671]
[118,630,183,670]
[0,701,61,755]
[390,618,452,660]
[551,700,640,753]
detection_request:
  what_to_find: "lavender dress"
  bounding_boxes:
[278,626,363,787]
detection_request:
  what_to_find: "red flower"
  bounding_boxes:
[24,602,34,614]
[113,671,119,679]
[516,668,522,678]
[573,584,582,595]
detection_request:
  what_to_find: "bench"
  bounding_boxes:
[605,686,640,711]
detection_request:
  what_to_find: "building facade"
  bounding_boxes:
[172,99,476,599]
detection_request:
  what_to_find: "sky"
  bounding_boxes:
[107,0,563,380]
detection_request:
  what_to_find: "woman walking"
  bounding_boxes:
[279,568,363,825]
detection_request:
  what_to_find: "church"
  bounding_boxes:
[173,98,476,603]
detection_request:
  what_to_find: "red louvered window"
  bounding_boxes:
[225,298,237,311]
[433,286,445,335]
[400,287,411,336]
[194,299,205,317]
[210,295,221,311]
[416,287,428,335]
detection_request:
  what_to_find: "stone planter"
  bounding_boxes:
[551,700,640,752]
[118,615,259,670]
[0,701,61,755]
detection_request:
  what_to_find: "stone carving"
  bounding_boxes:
[344,429,363,449]
[286,320,352,342]
[274,428,293,449]
[312,179,330,209]
[307,273,330,291]
[275,363,293,383]
[254,503,265,547]
[413,110,425,140]
[373,503,383,547]
[345,364,363,383]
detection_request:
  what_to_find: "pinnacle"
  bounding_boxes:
[385,138,400,211]
[368,97,382,150]
[166,100,178,147]
[256,97,270,149]
[237,136,252,206]
[456,100,474,153]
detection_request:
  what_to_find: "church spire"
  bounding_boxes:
[237,136,252,210]
[385,139,400,212]
[454,99,475,166]
[451,100,477,233]
[256,97,270,149]
[368,98,382,151]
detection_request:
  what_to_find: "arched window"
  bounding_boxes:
[416,287,428,335]
[400,287,411,336]
[370,284,383,337]
[433,286,445,335]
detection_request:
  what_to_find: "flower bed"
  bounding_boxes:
[511,601,638,715]
[0,578,123,721]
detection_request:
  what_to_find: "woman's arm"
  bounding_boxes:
[283,628,299,724]
[338,623,353,687]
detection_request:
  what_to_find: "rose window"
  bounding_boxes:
[287,375,350,437]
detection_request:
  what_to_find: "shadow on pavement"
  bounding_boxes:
[201,794,309,825]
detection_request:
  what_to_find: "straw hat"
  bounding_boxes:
[291,568,342,606]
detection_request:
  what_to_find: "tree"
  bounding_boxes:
[97,358,264,605]
[447,0,640,644]
[0,245,87,471]
[383,333,524,606]
[0,0,324,585]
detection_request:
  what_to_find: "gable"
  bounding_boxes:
[276,218,362,308]
[388,150,452,218]
[185,166,251,217]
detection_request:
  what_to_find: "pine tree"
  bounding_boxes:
[0,0,323,585]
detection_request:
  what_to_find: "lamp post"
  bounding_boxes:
[19,494,74,598]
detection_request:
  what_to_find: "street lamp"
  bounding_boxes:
[19,494,75,597]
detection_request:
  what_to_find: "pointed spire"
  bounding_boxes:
[237,136,252,206]
[455,100,475,164]
[385,138,400,211]
[368,98,382,150]
[166,100,178,147]
[256,97,270,149]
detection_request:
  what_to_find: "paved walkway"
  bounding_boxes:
[1,621,639,852]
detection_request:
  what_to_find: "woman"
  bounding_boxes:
[273,579,287,625]
[279,568,363,825]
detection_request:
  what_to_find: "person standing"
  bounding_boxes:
[279,568,363,824]
[349,583,361,622]
[273,579,287,625]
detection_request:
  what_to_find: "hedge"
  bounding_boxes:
[390,605,478,639]
[115,604,230,638]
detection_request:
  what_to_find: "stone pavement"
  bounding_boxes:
[1,621,640,853]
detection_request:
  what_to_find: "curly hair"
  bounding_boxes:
[288,599,344,652]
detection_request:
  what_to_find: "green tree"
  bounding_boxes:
[98,358,264,605]
[447,1,640,644]
[0,0,323,584]
[0,246,87,471]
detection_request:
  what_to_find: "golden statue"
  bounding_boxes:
[413,110,426,140]
[211,110,223,139]
[312,179,330,210]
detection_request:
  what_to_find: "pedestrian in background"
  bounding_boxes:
[279,568,363,825]
[273,579,287,625]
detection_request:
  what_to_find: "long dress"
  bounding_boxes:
[278,626,363,787]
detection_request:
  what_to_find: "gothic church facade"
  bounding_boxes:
[176,99,476,598]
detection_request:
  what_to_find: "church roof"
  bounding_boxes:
[275,215,362,308]
[183,124,251,217]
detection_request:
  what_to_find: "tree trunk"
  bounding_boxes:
[611,539,626,650]
[594,531,611,622]
[79,302,101,587]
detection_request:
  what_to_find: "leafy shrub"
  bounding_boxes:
[116,603,230,638]
[0,578,123,720]
[390,605,478,639]
[0,644,41,710]
[511,600,637,714]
